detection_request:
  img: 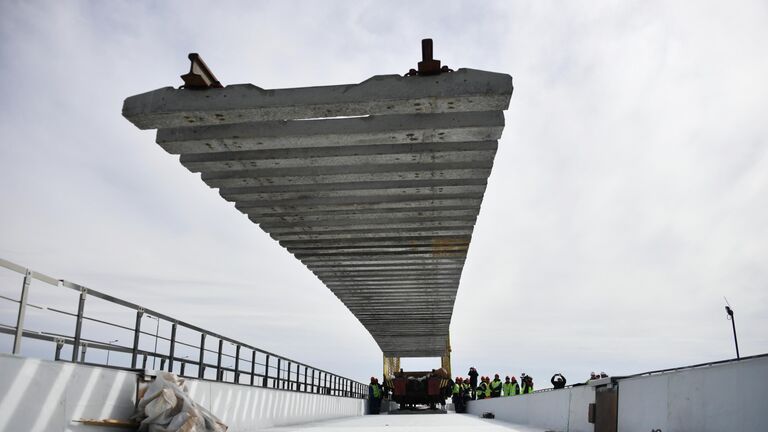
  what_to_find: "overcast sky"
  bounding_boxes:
[1,1,766,386]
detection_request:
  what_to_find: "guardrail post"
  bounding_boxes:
[198,333,206,379]
[234,345,241,384]
[72,287,87,362]
[250,350,256,386]
[263,355,270,387]
[168,323,177,372]
[79,343,88,362]
[131,310,143,368]
[311,369,315,393]
[12,269,32,355]
[303,366,308,392]
[216,339,223,381]
[287,361,292,390]
[54,339,64,361]
[275,358,281,388]
[180,361,186,376]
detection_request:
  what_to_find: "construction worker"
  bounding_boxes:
[484,376,492,399]
[368,377,382,414]
[476,376,488,400]
[462,378,472,405]
[505,376,520,396]
[452,377,465,413]
[502,376,512,396]
[489,374,503,398]
[468,367,479,399]
[521,375,534,394]
[462,378,472,394]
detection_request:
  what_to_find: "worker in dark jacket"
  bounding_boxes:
[468,367,479,399]
[551,373,567,389]
[489,374,503,398]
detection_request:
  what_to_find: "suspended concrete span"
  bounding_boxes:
[122,51,513,366]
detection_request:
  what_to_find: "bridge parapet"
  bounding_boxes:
[0,257,367,400]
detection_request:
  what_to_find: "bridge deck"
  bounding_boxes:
[265,412,544,431]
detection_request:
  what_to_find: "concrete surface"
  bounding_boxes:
[123,68,513,357]
[467,386,595,432]
[263,412,547,432]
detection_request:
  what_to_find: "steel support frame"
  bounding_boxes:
[71,287,87,362]
[12,269,32,355]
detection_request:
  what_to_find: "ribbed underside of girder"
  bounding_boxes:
[123,69,513,357]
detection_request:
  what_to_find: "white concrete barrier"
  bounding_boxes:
[617,355,768,432]
[0,354,137,432]
[185,377,364,431]
[466,385,595,432]
[0,354,364,432]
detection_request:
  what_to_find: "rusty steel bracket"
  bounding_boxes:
[405,39,453,76]
[180,53,223,89]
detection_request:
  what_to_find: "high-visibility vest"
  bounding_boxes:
[502,382,512,396]
[372,384,381,398]
[522,384,533,394]
[477,382,487,398]
[490,380,502,393]
[462,383,471,392]
[485,383,491,398]
[452,383,460,395]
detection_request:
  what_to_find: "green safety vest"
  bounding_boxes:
[462,383,471,392]
[477,382,487,398]
[522,384,533,394]
[490,380,502,392]
[452,383,460,395]
[372,384,381,398]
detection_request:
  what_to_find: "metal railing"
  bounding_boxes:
[0,257,367,399]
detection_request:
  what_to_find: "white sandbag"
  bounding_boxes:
[134,372,227,432]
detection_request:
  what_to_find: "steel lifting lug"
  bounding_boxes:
[405,39,453,77]
[181,53,223,89]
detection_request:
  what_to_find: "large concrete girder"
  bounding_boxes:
[157,111,504,154]
[122,68,511,129]
[180,141,498,172]
[123,67,512,358]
